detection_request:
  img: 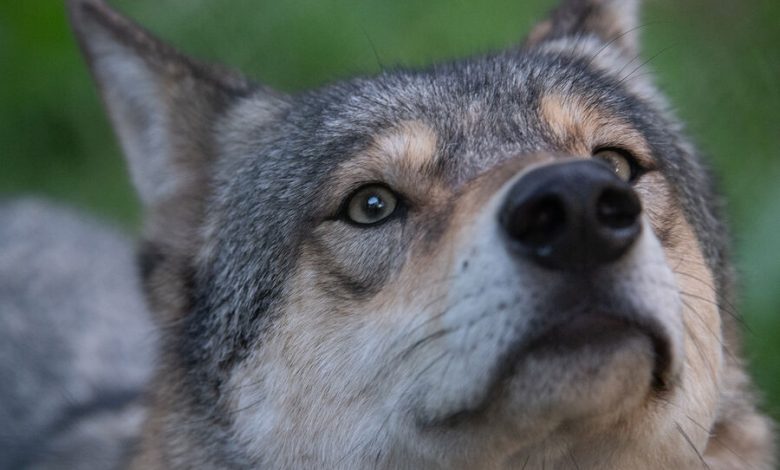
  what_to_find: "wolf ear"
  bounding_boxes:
[68,1,288,321]
[66,0,256,208]
[524,0,641,56]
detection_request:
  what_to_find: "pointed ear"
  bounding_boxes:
[66,0,255,208]
[68,1,289,322]
[524,0,641,56]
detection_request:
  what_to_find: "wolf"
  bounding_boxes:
[3,0,774,467]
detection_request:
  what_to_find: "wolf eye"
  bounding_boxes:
[345,184,399,225]
[593,148,639,183]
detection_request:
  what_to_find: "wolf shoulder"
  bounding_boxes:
[0,198,155,470]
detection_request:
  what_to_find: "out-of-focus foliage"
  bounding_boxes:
[1,0,778,421]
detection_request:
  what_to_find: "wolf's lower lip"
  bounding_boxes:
[421,310,673,428]
[521,312,673,391]
[523,314,637,353]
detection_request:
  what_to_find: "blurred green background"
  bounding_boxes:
[1,0,778,423]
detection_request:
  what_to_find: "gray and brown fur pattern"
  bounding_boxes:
[6,0,773,467]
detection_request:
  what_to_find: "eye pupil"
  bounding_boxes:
[365,195,385,214]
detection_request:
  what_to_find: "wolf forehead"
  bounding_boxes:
[222,52,665,197]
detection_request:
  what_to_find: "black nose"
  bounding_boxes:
[500,160,642,271]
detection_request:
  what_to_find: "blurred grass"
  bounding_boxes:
[0,0,778,423]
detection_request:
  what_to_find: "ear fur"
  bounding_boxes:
[525,0,641,56]
[66,0,255,208]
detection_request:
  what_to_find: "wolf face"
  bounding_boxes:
[68,0,774,468]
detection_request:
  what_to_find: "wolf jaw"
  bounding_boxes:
[67,0,775,468]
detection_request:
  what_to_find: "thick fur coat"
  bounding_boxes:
[0,0,773,468]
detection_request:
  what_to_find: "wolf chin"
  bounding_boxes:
[4,0,774,468]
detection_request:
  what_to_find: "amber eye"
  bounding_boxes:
[345,184,399,225]
[593,148,636,183]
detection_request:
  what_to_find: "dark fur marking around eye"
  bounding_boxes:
[319,264,381,301]
[305,233,389,301]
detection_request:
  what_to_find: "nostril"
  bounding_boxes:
[500,161,643,271]
[506,195,566,247]
[596,188,641,230]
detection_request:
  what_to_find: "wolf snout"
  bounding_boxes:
[499,160,642,270]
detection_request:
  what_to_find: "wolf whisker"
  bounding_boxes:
[675,421,712,469]
[615,43,678,88]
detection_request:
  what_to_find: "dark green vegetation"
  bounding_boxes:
[1,0,778,422]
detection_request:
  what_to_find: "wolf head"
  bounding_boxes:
[68,0,774,468]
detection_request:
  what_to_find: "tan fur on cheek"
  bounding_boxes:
[634,172,677,244]
[662,215,773,468]
[663,213,724,455]
[222,240,462,467]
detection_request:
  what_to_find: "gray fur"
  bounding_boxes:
[163,22,772,468]
[1,0,772,468]
[0,199,156,469]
